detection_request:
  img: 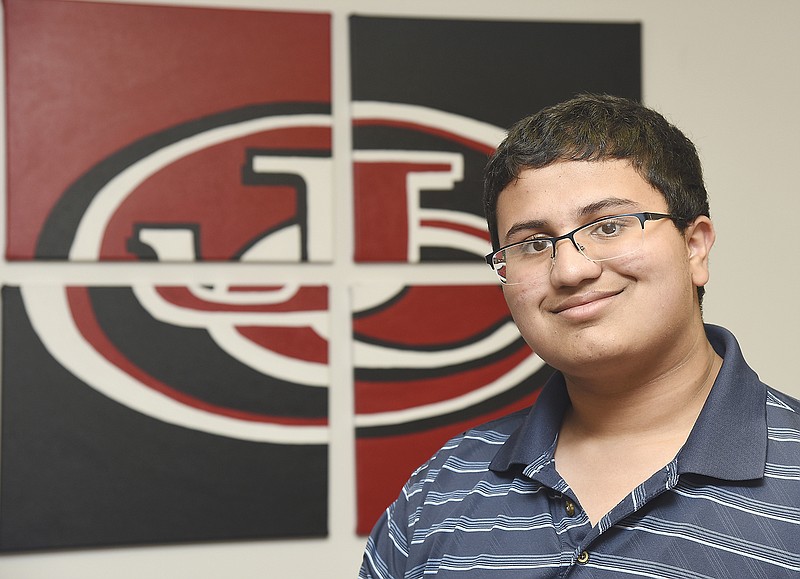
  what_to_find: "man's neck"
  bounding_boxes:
[560,327,721,439]
[552,329,722,525]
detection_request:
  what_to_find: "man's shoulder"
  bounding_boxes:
[765,387,800,419]
[428,407,531,463]
[403,407,532,491]
[396,407,538,529]
[764,387,800,464]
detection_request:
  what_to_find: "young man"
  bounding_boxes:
[359,94,800,577]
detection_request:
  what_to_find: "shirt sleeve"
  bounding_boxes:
[358,493,412,578]
[358,433,468,578]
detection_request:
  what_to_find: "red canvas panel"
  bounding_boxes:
[5,0,331,261]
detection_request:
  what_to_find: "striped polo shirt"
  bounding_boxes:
[359,324,800,578]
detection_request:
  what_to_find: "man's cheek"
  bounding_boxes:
[503,285,540,316]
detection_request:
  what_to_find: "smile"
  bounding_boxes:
[551,290,623,318]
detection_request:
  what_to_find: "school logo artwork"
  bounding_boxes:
[20,103,334,442]
[21,101,544,443]
[36,103,334,263]
[26,102,335,441]
[5,4,647,551]
[12,99,549,540]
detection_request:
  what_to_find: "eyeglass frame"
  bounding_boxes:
[484,211,677,282]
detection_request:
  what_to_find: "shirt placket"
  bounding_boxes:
[554,489,593,571]
[558,459,681,576]
[524,457,594,574]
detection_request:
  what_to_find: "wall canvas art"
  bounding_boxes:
[4,0,332,263]
[2,2,643,549]
[350,15,641,533]
[1,283,329,550]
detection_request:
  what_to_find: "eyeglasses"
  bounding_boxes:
[485,212,675,285]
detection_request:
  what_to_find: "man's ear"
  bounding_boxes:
[686,216,715,287]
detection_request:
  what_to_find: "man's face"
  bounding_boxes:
[496,159,713,379]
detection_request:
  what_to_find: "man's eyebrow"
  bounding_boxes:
[503,219,548,243]
[577,197,640,218]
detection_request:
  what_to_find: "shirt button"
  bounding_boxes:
[565,499,576,517]
[577,551,589,564]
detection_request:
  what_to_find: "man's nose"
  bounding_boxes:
[549,237,601,287]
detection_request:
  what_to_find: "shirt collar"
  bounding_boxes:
[677,324,766,480]
[489,371,567,474]
[490,324,767,481]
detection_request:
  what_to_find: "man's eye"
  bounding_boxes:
[522,239,551,254]
[600,222,620,235]
[592,220,627,236]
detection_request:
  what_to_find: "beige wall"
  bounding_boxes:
[1,0,797,577]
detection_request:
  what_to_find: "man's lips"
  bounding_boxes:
[550,290,623,314]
